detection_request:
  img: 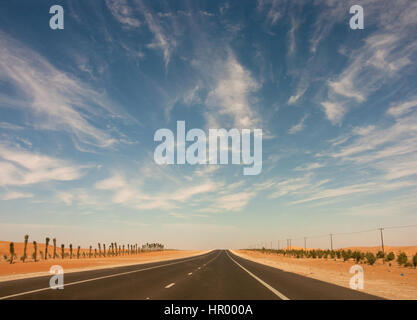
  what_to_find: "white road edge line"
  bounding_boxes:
[165,283,175,288]
[0,251,216,300]
[226,250,290,300]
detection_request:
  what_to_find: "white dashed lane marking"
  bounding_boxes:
[165,283,175,289]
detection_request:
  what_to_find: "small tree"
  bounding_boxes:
[9,242,15,264]
[366,252,376,265]
[61,244,65,259]
[397,252,408,266]
[33,241,38,262]
[89,246,92,258]
[386,252,395,262]
[413,253,417,268]
[45,237,50,260]
[98,243,101,257]
[53,238,57,259]
[77,246,80,259]
[336,250,341,259]
[103,244,106,257]
[22,235,29,262]
[352,251,361,263]
[376,251,385,259]
[69,244,73,259]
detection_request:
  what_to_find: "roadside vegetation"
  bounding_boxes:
[1,235,165,264]
[245,248,417,268]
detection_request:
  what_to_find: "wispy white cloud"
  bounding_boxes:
[93,171,222,211]
[257,0,282,27]
[318,0,417,124]
[105,0,141,28]
[294,162,324,171]
[0,145,84,187]
[203,191,256,213]
[321,101,345,125]
[0,122,24,130]
[1,191,33,201]
[288,15,298,54]
[387,98,417,117]
[288,114,308,134]
[205,51,260,128]
[291,180,417,205]
[288,87,306,105]
[0,32,121,150]
[144,12,176,69]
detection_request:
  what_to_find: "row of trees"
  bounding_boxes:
[250,248,417,267]
[4,235,165,264]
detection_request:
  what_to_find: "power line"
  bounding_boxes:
[250,223,417,250]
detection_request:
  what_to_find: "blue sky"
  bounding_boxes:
[0,0,417,249]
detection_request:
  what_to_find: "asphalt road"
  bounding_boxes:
[0,250,382,300]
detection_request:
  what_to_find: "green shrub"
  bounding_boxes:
[397,252,408,265]
[386,252,395,262]
[366,252,376,265]
[376,251,385,259]
[352,251,362,263]
[342,250,351,261]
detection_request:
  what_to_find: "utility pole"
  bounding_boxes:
[330,234,333,251]
[379,228,385,262]
[304,237,307,250]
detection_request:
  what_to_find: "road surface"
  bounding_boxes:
[0,250,382,300]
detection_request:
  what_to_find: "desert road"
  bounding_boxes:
[0,250,382,300]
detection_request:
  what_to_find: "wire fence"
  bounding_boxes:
[249,224,417,255]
